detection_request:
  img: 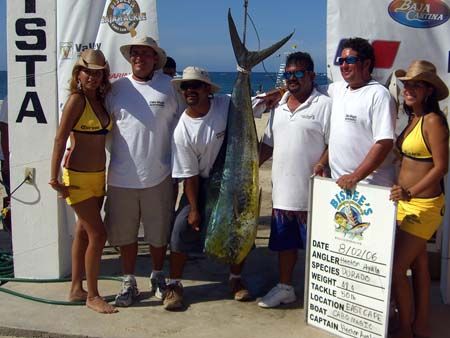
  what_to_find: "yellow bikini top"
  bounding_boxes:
[72,98,112,135]
[398,116,432,161]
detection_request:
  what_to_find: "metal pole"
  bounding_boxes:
[243,0,248,47]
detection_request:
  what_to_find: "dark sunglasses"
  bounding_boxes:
[180,81,205,90]
[336,56,361,65]
[282,70,306,80]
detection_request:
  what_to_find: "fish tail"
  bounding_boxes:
[228,9,294,71]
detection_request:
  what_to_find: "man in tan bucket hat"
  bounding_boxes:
[104,35,184,307]
[164,66,265,310]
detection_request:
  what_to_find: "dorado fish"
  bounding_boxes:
[204,11,293,264]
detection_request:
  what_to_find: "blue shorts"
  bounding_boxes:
[268,209,307,251]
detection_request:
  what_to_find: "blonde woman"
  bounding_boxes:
[49,49,116,313]
[390,60,449,338]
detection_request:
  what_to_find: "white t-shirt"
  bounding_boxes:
[172,95,230,179]
[328,80,396,187]
[105,72,184,188]
[263,89,332,211]
[0,97,8,161]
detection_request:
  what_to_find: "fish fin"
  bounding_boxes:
[228,9,294,71]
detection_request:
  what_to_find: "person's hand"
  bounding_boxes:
[256,88,284,109]
[48,179,78,199]
[390,184,411,201]
[336,173,360,190]
[187,209,201,231]
[313,163,328,177]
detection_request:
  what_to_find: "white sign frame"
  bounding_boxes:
[305,176,397,338]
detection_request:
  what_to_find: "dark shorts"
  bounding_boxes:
[268,209,307,251]
[170,194,208,254]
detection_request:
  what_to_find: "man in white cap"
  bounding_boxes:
[164,66,267,310]
[105,36,184,307]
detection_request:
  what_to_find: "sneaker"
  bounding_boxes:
[257,283,296,308]
[163,282,184,311]
[229,278,251,301]
[115,275,140,307]
[150,273,167,300]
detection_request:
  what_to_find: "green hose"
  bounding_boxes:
[0,251,122,305]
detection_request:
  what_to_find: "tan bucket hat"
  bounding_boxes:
[120,35,167,70]
[172,66,221,93]
[76,49,108,70]
[395,60,448,100]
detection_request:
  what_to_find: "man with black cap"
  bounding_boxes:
[105,36,184,307]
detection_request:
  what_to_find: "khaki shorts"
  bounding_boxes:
[104,176,174,247]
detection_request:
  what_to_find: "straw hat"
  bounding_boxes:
[120,36,167,70]
[172,66,221,93]
[395,60,448,100]
[76,49,108,70]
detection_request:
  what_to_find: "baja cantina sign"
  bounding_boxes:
[388,0,450,28]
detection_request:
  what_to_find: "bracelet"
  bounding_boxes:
[405,189,412,201]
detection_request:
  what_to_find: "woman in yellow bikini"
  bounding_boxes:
[390,60,449,338]
[49,49,117,313]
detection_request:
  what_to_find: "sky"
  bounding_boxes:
[0,0,327,72]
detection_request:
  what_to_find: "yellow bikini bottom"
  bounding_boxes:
[397,194,445,240]
[62,168,105,205]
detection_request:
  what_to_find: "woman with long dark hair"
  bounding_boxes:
[390,60,449,338]
[49,49,116,313]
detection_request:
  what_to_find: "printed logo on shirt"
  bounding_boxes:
[330,189,373,241]
[149,100,165,108]
[344,114,357,123]
[216,130,226,139]
[301,114,315,120]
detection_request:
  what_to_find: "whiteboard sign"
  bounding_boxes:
[306,177,396,338]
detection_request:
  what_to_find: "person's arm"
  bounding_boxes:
[391,114,449,201]
[0,122,9,167]
[49,94,84,197]
[259,142,273,166]
[184,175,201,231]
[313,148,329,176]
[337,139,393,189]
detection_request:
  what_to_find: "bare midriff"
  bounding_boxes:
[398,156,441,198]
[64,133,107,172]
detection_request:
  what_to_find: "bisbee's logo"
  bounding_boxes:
[330,190,372,240]
[101,0,147,35]
[388,0,450,28]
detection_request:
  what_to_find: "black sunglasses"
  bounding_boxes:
[180,81,205,91]
[336,56,361,65]
[282,70,306,80]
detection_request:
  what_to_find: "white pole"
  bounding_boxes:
[7,0,71,278]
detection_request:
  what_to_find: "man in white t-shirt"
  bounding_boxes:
[258,52,332,308]
[326,37,396,188]
[104,36,184,307]
[164,66,265,311]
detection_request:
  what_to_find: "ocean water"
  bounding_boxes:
[0,70,328,99]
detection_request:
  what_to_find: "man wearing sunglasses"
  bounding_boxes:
[258,52,332,308]
[164,66,275,310]
[326,37,396,189]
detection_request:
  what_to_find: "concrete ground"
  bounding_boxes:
[0,115,449,337]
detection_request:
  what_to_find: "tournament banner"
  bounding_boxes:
[305,177,396,338]
[327,0,450,304]
[57,0,158,109]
